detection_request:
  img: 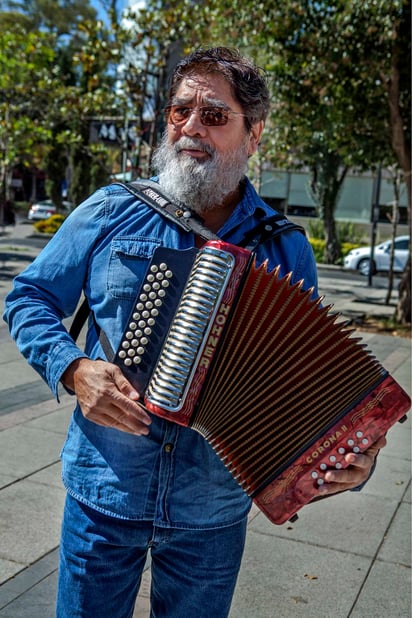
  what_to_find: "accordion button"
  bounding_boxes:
[356,431,363,438]
[118,351,126,359]
[311,471,318,479]
[353,446,360,453]
[133,357,141,365]
[335,463,342,469]
[165,270,173,278]
[329,455,336,463]
[362,438,369,445]
[320,463,327,470]
[338,447,346,455]
[347,439,355,446]
[159,263,168,271]
[122,341,130,349]
[124,358,132,366]
[317,479,324,486]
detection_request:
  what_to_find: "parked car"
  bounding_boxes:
[344,235,410,276]
[27,199,72,221]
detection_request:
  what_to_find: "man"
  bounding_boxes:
[4,47,383,617]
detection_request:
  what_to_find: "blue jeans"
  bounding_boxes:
[56,494,247,617]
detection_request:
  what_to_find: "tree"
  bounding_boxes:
[0,28,56,221]
[0,0,124,208]
[174,0,410,321]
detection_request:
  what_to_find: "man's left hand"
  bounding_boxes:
[317,435,387,496]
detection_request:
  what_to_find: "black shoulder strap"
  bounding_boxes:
[116,180,219,242]
[239,213,306,251]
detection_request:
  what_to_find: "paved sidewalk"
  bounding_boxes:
[0,222,410,617]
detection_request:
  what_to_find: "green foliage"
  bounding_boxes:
[337,221,365,244]
[33,214,66,234]
[307,219,325,240]
[309,219,365,243]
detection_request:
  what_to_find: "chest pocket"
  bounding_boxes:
[107,237,161,300]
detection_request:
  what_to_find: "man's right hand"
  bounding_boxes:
[62,358,152,435]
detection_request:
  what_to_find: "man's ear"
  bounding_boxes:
[248,121,264,156]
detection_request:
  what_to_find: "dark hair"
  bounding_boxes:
[168,47,270,129]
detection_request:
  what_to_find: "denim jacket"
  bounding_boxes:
[4,178,319,529]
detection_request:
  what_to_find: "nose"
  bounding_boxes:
[181,109,207,137]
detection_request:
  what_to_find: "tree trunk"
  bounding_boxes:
[309,153,348,264]
[384,8,411,324]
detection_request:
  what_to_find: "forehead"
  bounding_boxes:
[173,73,239,108]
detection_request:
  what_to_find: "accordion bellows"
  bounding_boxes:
[114,241,410,524]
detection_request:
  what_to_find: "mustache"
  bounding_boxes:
[174,137,215,157]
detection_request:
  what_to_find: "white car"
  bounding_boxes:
[344,235,410,276]
[27,199,72,221]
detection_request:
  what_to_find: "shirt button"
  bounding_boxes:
[164,443,173,453]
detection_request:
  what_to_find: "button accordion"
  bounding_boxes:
[113,240,411,524]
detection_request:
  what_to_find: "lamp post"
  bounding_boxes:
[368,164,382,287]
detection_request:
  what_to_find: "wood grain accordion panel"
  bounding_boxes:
[113,240,411,524]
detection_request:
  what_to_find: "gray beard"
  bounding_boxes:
[151,134,250,214]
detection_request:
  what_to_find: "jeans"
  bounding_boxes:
[56,494,248,618]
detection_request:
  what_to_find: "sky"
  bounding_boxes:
[91,0,133,23]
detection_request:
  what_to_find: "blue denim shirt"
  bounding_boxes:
[4,179,319,529]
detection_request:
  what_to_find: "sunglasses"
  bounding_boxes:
[164,105,248,127]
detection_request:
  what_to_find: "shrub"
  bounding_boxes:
[309,238,325,263]
[33,214,66,234]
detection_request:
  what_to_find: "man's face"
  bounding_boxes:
[166,72,260,160]
[152,73,263,213]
